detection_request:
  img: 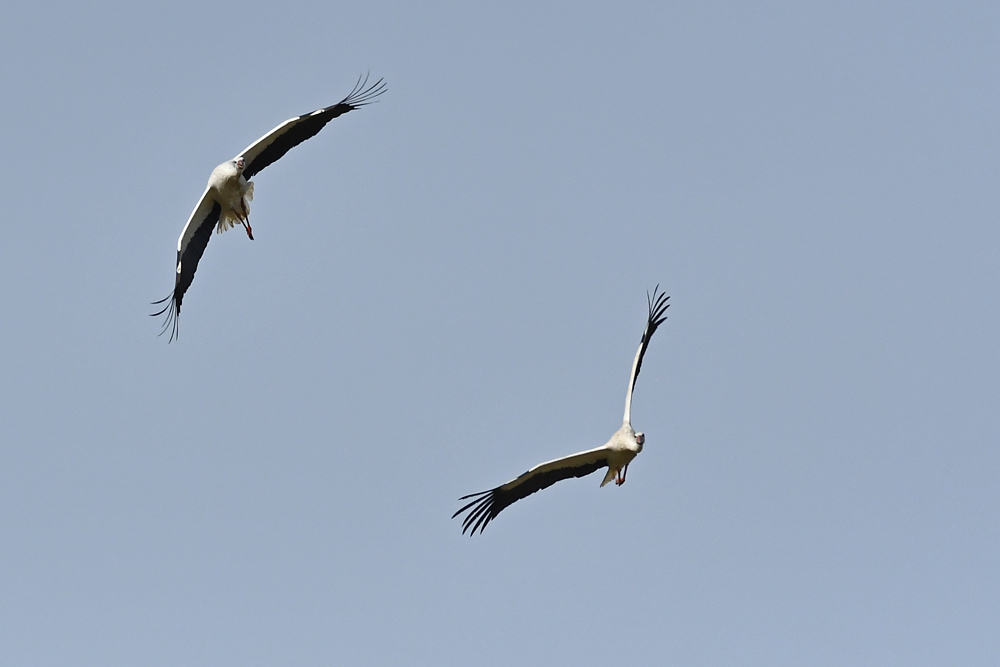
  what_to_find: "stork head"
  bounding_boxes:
[635,432,644,451]
[235,157,245,172]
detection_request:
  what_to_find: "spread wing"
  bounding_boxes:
[623,286,670,424]
[151,188,221,342]
[239,75,386,180]
[452,446,614,535]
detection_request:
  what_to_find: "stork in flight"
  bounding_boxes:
[152,75,386,341]
[453,287,670,535]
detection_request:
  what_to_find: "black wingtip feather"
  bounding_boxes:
[151,293,180,343]
[451,489,497,535]
[644,285,670,341]
[628,285,669,386]
[341,73,387,109]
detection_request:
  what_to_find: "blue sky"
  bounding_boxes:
[1,1,998,665]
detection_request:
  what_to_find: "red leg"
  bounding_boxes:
[238,200,253,240]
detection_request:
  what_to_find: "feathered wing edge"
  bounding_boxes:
[623,286,670,424]
[239,74,386,180]
[452,447,611,535]
[151,196,222,343]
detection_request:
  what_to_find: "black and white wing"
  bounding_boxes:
[452,446,615,535]
[623,286,670,424]
[238,75,386,180]
[151,189,221,342]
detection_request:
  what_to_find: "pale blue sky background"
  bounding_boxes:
[2,1,998,665]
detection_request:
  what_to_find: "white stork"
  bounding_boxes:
[453,287,670,535]
[152,75,386,341]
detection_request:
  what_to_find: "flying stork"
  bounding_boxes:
[152,75,386,341]
[453,287,670,535]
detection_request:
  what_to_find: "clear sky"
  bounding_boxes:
[1,1,998,665]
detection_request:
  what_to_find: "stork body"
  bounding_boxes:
[153,75,386,341]
[207,158,255,238]
[453,287,669,535]
[599,422,644,487]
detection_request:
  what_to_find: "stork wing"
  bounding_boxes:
[623,286,670,424]
[452,446,614,535]
[238,75,386,180]
[151,188,221,342]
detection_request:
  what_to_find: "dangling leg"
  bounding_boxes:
[239,200,253,240]
[616,464,629,486]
